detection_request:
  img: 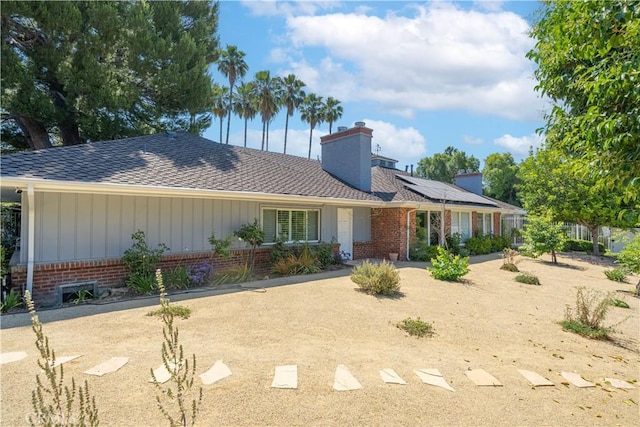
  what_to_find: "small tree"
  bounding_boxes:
[521,214,567,264]
[617,234,640,296]
[234,219,264,270]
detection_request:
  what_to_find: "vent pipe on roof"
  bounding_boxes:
[354,121,366,127]
[405,165,408,172]
[410,165,414,176]
[337,126,348,132]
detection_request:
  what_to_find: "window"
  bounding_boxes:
[477,213,493,236]
[450,211,471,241]
[263,208,320,243]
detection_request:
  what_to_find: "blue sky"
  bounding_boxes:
[203,0,548,169]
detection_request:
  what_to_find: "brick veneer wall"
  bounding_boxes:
[472,212,478,235]
[352,240,374,259]
[493,212,501,236]
[10,244,339,307]
[371,208,415,260]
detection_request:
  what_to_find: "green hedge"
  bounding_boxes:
[564,239,604,254]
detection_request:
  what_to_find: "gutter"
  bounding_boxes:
[26,184,35,295]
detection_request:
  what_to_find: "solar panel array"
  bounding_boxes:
[395,174,497,207]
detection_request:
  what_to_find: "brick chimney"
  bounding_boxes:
[454,170,483,195]
[320,122,372,192]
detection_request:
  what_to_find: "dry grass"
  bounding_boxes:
[1,254,638,426]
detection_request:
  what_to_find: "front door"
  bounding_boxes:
[337,208,353,260]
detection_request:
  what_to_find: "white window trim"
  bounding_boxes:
[261,207,321,244]
[451,211,472,241]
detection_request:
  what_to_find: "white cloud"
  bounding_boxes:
[275,2,543,121]
[362,119,427,167]
[463,135,484,145]
[493,133,544,158]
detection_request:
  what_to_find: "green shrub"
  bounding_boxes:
[604,268,627,282]
[565,239,604,254]
[515,273,541,285]
[271,244,322,276]
[350,260,401,295]
[1,288,22,312]
[209,231,232,259]
[490,235,511,252]
[313,242,337,268]
[616,234,640,296]
[520,214,567,264]
[411,244,439,262]
[162,266,191,289]
[397,317,434,337]
[427,246,469,282]
[465,236,492,255]
[610,298,630,309]
[445,233,462,255]
[561,287,613,339]
[122,230,169,294]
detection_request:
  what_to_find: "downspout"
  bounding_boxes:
[26,184,35,295]
[406,209,417,261]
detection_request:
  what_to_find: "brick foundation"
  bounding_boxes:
[352,240,374,259]
[9,244,339,307]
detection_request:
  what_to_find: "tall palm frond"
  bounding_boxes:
[299,93,324,159]
[217,45,248,144]
[234,82,257,147]
[280,74,306,154]
[323,97,343,134]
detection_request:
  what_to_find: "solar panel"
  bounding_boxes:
[396,174,497,206]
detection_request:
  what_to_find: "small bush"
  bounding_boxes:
[490,235,511,252]
[397,317,434,337]
[187,262,213,287]
[465,236,492,255]
[604,268,627,282]
[271,243,322,276]
[1,288,22,313]
[411,244,439,262]
[126,273,157,294]
[515,273,541,286]
[147,304,192,319]
[610,298,630,309]
[561,287,613,339]
[350,260,400,296]
[212,263,252,285]
[163,266,191,290]
[564,239,604,254]
[500,248,520,272]
[427,246,469,282]
[122,230,169,294]
[445,233,462,255]
[616,234,640,296]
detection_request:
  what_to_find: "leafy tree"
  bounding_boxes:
[482,152,520,205]
[521,213,567,264]
[416,146,480,183]
[299,93,324,159]
[518,147,634,255]
[323,96,343,134]
[217,45,248,145]
[234,82,257,148]
[211,83,228,144]
[280,74,306,154]
[252,70,280,151]
[1,1,219,150]
[527,0,640,202]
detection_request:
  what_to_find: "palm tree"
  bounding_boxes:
[217,45,248,144]
[323,97,343,134]
[299,93,324,159]
[211,83,228,143]
[234,82,257,147]
[280,74,306,154]
[252,70,280,151]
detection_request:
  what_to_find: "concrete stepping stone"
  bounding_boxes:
[200,360,232,385]
[84,357,129,376]
[50,355,82,368]
[561,372,595,388]
[271,365,298,389]
[379,368,406,385]
[414,368,455,392]
[333,364,362,391]
[604,378,635,390]
[150,362,178,384]
[465,369,502,386]
[518,369,554,387]
[0,351,27,365]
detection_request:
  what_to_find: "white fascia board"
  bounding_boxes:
[3,177,386,207]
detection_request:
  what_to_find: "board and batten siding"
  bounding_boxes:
[25,192,260,264]
[22,192,359,264]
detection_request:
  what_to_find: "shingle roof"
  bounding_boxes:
[1,132,379,201]
[2,132,508,209]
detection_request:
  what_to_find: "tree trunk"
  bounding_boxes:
[50,89,83,146]
[308,127,314,159]
[58,121,84,146]
[243,118,248,148]
[283,114,289,154]
[12,114,52,150]
[589,226,601,256]
[551,249,557,264]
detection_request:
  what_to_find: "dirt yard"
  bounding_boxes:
[1,254,638,426]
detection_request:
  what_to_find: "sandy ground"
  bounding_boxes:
[1,253,639,426]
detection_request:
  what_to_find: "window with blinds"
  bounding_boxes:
[263,208,320,243]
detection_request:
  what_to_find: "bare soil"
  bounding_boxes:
[1,253,638,426]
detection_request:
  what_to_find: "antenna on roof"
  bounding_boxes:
[375,144,381,156]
